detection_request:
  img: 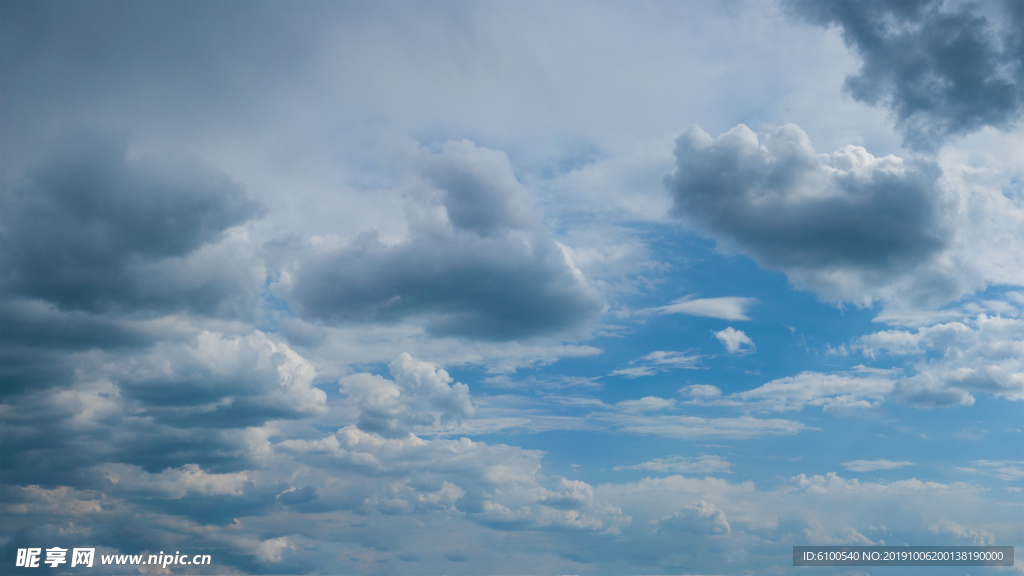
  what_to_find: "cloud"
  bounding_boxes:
[614,455,732,474]
[655,500,730,534]
[647,296,757,320]
[277,425,630,534]
[0,330,327,485]
[930,519,995,545]
[280,140,603,341]
[785,0,1024,149]
[842,459,916,473]
[0,132,266,317]
[610,350,702,378]
[605,413,807,440]
[615,396,676,413]
[339,353,475,438]
[714,327,754,354]
[665,124,950,305]
[682,370,895,413]
[857,312,1024,406]
[958,459,1024,481]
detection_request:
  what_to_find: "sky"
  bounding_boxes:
[1,1,1022,575]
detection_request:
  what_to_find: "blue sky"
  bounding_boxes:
[1,1,1022,574]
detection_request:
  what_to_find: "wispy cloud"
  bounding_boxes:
[614,454,732,474]
[957,460,1024,481]
[610,350,702,378]
[680,370,895,413]
[644,296,757,320]
[842,459,915,473]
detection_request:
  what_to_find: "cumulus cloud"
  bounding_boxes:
[786,0,1024,149]
[656,500,730,534]
[714,327,754,354]
[665,124,950,305]
[276,424,630,534]
[0,330,328,485]
[339,353,475,438]
[280,140,602,341]
[930,519,995,545]
[842,459,916,473]
[856,313,1024,406]
[647,296,757,320]
[0,132,265,317]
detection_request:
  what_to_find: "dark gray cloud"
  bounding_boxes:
[665,124,948,290]
[0,332,326,487]
[0,132,266,316]
[785,0,1024,149]
[283,140,602,341]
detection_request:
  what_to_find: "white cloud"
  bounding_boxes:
[647,296,758,320]
[681,384,723,400]
[960,460,1024,481]
[734,372,892,413]
[857,312,1024,406]
[276,425,631,534]
[608,365,658,379]
[682,371,895,413]
[339,353,475,438]
[714,327,754,354]
[842,459,916,473]
[610,350,702,378]
[615,396,676,413]
[614,455,732,474]
[930,519,995,545]
[604,413,807,440]
[656,500,730,534]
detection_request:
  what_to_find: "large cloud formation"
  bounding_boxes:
[281,140,603,340]
[859,310,1024,406]
[0,132,266,317]
[0,133,268,402]
[785,0,1024,149]
[665,123,949,303]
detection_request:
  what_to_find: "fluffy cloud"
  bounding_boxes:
[280,140,602,341]
[274,422,630,535]
[339,353,474,438]
[665,124,950,304]
[786,0,1024,149]
[857,313,1024,406]
[656,500,731,534]
[593,471,1018,571]
[714,327,754,354]
[930,519,995,546]
[0,331,326,485]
